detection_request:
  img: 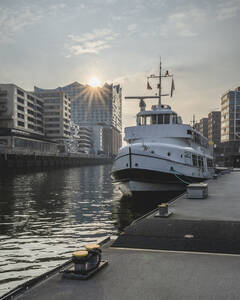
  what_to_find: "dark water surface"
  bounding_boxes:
[0,165,178,296]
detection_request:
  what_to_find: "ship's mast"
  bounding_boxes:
[126,60,174,110]
[147,59,173,108]
[159,60,162,106]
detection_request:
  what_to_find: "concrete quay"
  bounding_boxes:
[113,170,240,254]
[2,170,240,300]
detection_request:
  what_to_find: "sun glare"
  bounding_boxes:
[88,77,101,87]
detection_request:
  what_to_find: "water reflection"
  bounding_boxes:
[0,165,180,296]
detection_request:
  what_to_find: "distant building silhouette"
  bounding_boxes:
[199,118,208,138]
[208,111,221,145]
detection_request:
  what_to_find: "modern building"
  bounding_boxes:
[208,111,221,145]
[60,82,122,131]
[78,126,93,154]
[199,118,208,138]
[221,87,240,143]
[0,84,58,153]
[36,82,122,156]
[34,87,71,143]
[213,86,240,167]
[92,125,103,155]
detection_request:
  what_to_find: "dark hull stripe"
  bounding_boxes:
[112,168,205,185]
[114,152,194,168]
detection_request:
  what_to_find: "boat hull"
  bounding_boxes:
[112,168,204,197]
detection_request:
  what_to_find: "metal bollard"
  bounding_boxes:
[158,203,168,216]
[85,244,101,271]
[72,250,89,274]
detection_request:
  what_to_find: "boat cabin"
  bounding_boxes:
[136,105,182,126]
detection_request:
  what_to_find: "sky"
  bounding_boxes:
[0,0,240,130]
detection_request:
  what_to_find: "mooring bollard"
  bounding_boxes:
[63,243,108,279]
[85,244,102,271]
[72,250,89,274]
[158,203,169,216]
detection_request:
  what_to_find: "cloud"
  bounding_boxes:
[0,3,68,44]
[66,28,119,56]
[160,8,206,38]
[216,0,240,20]
[127,23,138,34]
[0,6,43,43]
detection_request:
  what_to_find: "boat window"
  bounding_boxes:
[207,159,213,168]
[198,156,204,167]
[172,114,178,124]
[158,114,163,124]
[192,154,197,166]
[145,115,151,125]
[137,116,141,125]
[164,114,170,124]
[138,115,144,125]
[152,115,157,124]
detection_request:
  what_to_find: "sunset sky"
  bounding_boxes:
[0,0,239,130]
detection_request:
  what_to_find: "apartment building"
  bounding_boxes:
[0,84,44,135]
[221,87,240,142]
[0,84,57,153]
[34,87,71,142]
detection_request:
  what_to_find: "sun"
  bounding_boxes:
[88,77,101,87]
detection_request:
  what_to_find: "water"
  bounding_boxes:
[0,164,178,296]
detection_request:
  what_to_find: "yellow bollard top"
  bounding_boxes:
[158,203,168,207]
[72,250,88,257]
[85,244,100,250]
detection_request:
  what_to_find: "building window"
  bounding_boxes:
[46,130,60,134]
[27,116,35,123]
[17,97,24,104]
[18,113,24,119]
[17,89,24,97]
[27,95,34,101]
[28,109,35,116]
[36,113,43,119]
[36,100,43,106]
[18,121,24,127]
[28,124,35,130]
[27,102,35,109]
[36,106,43,112]
[45,117,60,122]
[17,105,24,112]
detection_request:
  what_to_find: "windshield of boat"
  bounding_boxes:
[138,113,178,125]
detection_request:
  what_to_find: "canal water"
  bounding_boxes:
[0,164,180,296]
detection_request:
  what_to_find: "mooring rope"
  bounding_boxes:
[170,166,193,185]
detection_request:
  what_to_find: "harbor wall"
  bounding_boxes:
[0,152,113,169]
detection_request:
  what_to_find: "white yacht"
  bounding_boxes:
[111,62,214,196]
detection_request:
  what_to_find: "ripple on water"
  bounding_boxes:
[0,165,126,296]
